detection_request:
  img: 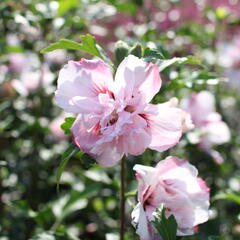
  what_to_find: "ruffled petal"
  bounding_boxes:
[133,164,157,203]
[55,58,113,113]
[145,104,182,152]
[133,157,210,237]
[71,114,101,152]
[72,114,124,167]
[90,141,124,167]
[122,114,151,155]
[113,55,161,103]
[158,157,210,230]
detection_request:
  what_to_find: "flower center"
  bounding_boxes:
[124,105,135,113]
[108,109,118,125]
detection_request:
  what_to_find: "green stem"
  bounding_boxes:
[120,156,126,240]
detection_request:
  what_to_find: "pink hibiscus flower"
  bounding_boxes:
[181,91,230,164]
[131,156,210,240]
[55,55,186,167]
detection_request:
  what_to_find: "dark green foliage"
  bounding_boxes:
[128,42,144,58]
[56,144,80,191]
[114,40,130,65]
[152,204,177,240]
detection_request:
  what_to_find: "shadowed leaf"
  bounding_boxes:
[56,144,81,191]
[152,204,177,240]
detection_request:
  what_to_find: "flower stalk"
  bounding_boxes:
[120,156,126,240]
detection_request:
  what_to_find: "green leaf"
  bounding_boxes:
[41,39,86,53]
[213,190,240,204]
[56,144,80,191]
[152,204,177,240]
[57,0,79,16]
[11,200,36,218]
[40,35,99,56]
[34,205,55,228]
[107,0,137,15]
[143,47,165,61]
[114,40,130,65]
[41,34,113,67]
[158,56,201,72]
[129,42,144,58]
[6,45,25,53]
[60,117,76,136]
[124,190,137,198]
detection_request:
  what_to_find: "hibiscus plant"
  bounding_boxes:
[39,34,226,240]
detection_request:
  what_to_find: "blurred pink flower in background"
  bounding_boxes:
[19,24,41,40]
[181,91,230,163]
[131,156,210,239]
[217,35,240,69]
[87,0,240,54]
[167,97,195,133]
[55,55,189,167]
[217,35,240,90]
[49,113,72,140]
[209,0,240,15]
[7,53,31,73]
[11,65,54,96]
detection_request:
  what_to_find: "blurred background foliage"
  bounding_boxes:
[0,0,240,239]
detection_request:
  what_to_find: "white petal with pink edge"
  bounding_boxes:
[145,104,182,152]
[113,55,161,103]
[132,156,210,237]
[55,58,113,113]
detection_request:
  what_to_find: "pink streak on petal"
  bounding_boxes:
[197,178,210,194]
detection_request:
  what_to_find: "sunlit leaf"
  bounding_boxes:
[144,47,165,61]
[40,35,98,55]
[60,117,76,136]
[158,56,201,72]
[41,34,113,66]
[124,190,137,198]
[41,35,98,60]
[213,190,240,204]
[57,0,79,16]
[107,0,137,15]
[6,45,24,53]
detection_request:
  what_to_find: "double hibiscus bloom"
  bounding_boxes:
[55,54,209,239]
[56,55,191,167]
